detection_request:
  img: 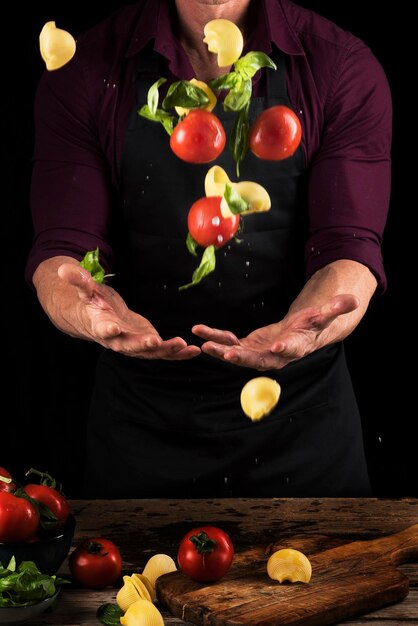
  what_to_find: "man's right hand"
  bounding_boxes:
[33,257,201,360]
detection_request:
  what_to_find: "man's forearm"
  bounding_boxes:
[32,256,85,338]
[287,259,377,346]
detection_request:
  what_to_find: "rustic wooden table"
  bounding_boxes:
[31,498,418,625]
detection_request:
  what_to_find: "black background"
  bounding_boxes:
[2,2,413,497]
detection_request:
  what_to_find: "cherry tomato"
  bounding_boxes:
[24,484,70,527]
[188,196,240,248]
[69,537,123,589]
[0,491,39,542]
[170,109,226,163]
[177,526,234,582]
[248,105,302,161]
[0,467,15,493]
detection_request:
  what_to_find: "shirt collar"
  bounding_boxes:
[126,0,304,62]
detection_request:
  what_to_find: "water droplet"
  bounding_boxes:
[224,477,228,484]
[353,233,356,237]
[163,284,167,291]
[223,251,227,257]
[317,250,321,255]
[212,216,220,226]
[254,458,258,465]
[245,260,250,267]
[378,436,382,443]
[286,476,290,484]
[299,109,303,115]
[244,273,249,279]
[227,244,231,250]
[289,417,293,424]
[217,234,224,244]
[145,175,150,181]
[261,301,265,307]
[311,247,314,252]
[218,281,222,287]
[141,190,145,195]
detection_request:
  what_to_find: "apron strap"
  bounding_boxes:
[266,46,288,100]
[133,44,162,105]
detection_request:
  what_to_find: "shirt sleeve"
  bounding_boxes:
[305,40,392,294]
[25,51,114,285]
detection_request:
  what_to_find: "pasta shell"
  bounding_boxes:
[175,79,217,116]
[39,21,76,70]
[120,599,164,626]
[267,549,312,583]
[131,573,154,602]
[203,19,244,67]
[142,554,177,591]
[205,165,231,197]
[240,377,281,422]
[205,166,271,218]
[116,576,143,612]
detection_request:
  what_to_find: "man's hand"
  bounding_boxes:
[192,294,359,370]
[34,258,200,360]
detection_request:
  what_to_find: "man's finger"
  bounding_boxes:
[192,324,239,346]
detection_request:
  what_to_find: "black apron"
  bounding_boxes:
[83,45,371,498]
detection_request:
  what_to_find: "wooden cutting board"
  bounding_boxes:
[156,524,418,626]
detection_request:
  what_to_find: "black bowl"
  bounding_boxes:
[0,591,60,624]
[0,514,76,575]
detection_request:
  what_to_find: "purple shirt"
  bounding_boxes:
[26,0,392,293]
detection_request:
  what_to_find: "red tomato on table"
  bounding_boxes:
[249,105,302,161]
[0,491,39,542]
[188,197,240,248]
[177,526,234,582]
[69,537,123,589]
[170,109,226,163]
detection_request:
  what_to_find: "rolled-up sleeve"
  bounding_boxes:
[25,50,114,284]
[305,41,392,294]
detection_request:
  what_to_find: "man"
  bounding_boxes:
[26,0,392,497]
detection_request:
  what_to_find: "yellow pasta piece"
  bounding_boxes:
[267,548,312,583]
[142,554,177,593]
[120,599,164,626]
[175,79,217,116]
[39,21,76,70]
[203,19,244,67]
[116,576,144,612]
[204,166,271,218]
[240,377,281,422]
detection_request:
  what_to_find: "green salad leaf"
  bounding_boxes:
[179,244,217,291]
[80,247,114,284]
[0,558,69,607]
[96,602,124,626]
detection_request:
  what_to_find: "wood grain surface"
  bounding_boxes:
[27,498,418,625]
[156,525,418,626]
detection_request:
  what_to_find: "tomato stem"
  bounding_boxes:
[25,467,62,491]
[189,531,217,554]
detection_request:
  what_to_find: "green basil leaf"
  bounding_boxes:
[223,78,252,112]
[80,248,114,284]
[186,232,198,257]
[179,245,216,291]
[162,80,209,110]
[230,103,250,177]
[138,105,174,136]
[223,184,250,214]
[234,51,277,80]
[0,560,69,607]
[209,72,239,92]
[147,77,166,115]
[97,602,124,626]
